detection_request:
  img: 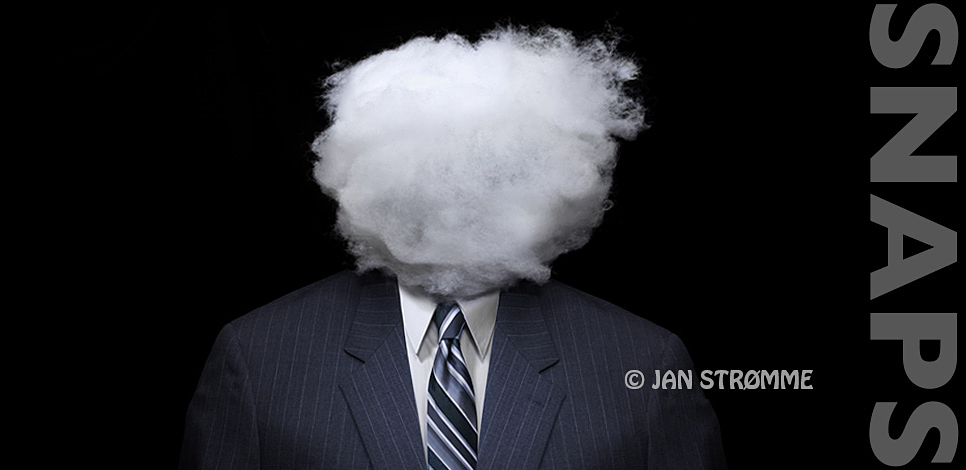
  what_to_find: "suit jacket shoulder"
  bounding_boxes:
[534,278,676,349]
[227,270,368,342]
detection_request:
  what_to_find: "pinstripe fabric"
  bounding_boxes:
[180,271,726,469]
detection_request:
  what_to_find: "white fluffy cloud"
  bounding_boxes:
[312,26,646,298]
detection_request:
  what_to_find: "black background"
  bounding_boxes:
[56,2,958,468]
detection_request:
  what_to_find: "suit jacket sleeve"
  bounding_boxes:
[647,333,727,469]
[180,323,262,470]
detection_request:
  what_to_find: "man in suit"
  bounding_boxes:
[180,25,726,469]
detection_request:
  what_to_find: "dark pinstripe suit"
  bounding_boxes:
[180,271,726,469]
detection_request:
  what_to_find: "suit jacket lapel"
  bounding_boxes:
[339,273,425,470]
[477,284,565,470]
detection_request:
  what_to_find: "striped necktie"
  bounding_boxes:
[427,302,478,470]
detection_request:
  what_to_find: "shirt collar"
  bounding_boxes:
[399,282,499,359]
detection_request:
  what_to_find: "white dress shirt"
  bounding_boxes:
[398,283,499,457]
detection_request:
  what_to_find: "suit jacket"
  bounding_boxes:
[180,270,726,469]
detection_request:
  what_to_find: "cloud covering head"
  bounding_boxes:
[312,26,646,298]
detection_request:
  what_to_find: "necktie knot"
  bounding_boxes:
[433,302,466,342]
